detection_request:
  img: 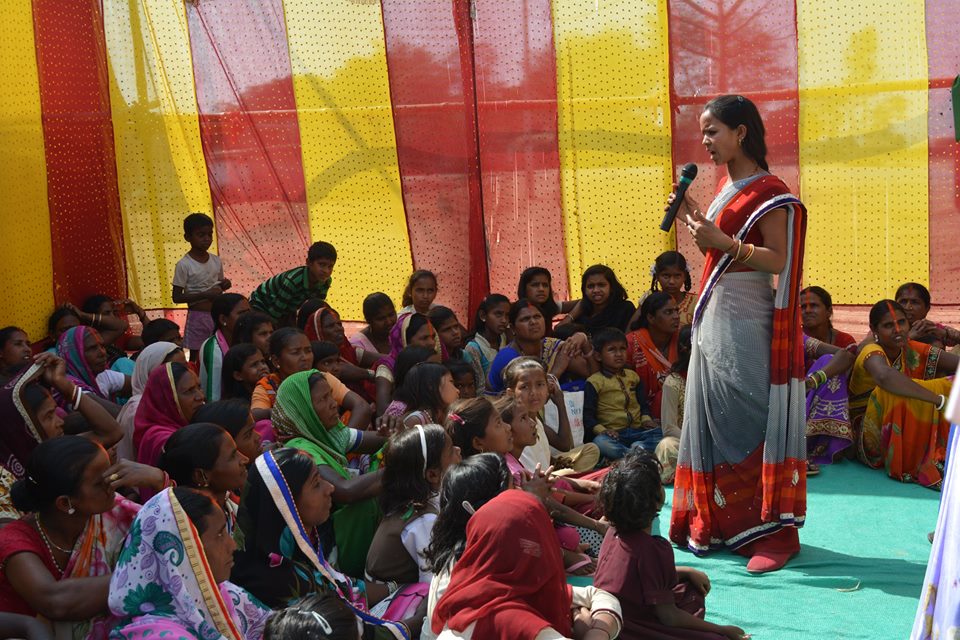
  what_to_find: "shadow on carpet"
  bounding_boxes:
[574,460,939,639]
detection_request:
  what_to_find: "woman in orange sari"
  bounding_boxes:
[849,300,957,488]
[667,95,807,574]
[625,292,680,418]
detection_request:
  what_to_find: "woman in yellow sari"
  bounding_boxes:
[850,300,958,488]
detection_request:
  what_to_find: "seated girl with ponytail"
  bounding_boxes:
[366,424,461,586]
[0,436,140,639]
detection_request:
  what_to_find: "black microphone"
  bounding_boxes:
[660,163,699,232]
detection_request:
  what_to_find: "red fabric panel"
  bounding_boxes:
[667,0,800,292]
[184,0,310,298]
[32,0,126,305]
[381,0,490,321]
[472,0,568,300]
[925,0,960,304]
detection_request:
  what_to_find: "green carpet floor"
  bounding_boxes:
[666,462,938,639]
[576,461,939,639]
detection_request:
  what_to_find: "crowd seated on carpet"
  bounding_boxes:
[0,208,957,640]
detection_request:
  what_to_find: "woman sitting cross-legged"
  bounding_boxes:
[850,300,958,488]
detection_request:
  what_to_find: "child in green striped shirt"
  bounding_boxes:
[249,241,337,325]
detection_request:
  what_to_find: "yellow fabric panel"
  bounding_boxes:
[552,0,674,301]
[104,0,214,309]
[798,0,929,304]
[0,4,55,339]
[282,0,413,320]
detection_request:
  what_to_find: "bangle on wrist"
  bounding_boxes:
[935,394,946,411]
[725,237,738,254]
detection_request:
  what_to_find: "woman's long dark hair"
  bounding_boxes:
[579,264,628,316]
[704,94,768,171]
[10,436,102,513]
[517,267,559,321]
[423,453,511,574]
[393,363,450,420]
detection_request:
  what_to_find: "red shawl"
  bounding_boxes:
[625,328,679,417]
[134,363,188,466]
[305,308,373,401]
[432,490,572,639]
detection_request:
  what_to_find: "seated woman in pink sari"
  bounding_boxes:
[0,436,139,640]
[133,363,206,467]
[108,487,272,640]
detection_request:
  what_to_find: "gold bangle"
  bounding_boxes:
[739,243,756,263]
[733,240,743,262]
[725,238,738,254]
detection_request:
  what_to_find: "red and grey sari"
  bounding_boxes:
[670,173,807,554]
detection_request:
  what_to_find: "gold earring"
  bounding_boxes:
[738,137,744,146]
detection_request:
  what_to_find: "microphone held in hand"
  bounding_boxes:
[660,163,699,232]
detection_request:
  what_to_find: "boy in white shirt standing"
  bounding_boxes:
[172,213,231,358]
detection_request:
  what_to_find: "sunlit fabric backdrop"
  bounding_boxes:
[1,0,957,338]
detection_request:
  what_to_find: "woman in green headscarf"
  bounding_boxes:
[272,370,388,578]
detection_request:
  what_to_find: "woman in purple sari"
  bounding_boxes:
[803,336,856,471]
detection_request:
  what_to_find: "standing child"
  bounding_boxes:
[249,241,337,325]
[462,294,509,395]
[595,450,747,640]
[172,213,231,357]
[585,328,661,460]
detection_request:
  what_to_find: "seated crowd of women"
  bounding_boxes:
[0,255,953,640]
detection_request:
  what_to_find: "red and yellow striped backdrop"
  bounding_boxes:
[1,0,957,339]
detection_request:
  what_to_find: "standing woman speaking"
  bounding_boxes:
[667,95,808,573]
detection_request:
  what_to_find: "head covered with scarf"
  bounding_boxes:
[432,489,572,639]
[0,363,47,480]
[133,362,194,466]
[378,313,441,373]
[108,488,271,640]
[270,371,356,476]
[57,325,107,398]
